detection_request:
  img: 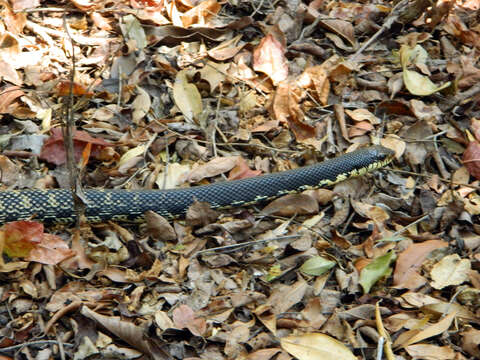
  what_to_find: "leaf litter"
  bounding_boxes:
[0,0,479,359]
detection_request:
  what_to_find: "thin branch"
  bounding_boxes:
[0,340,73,353]
[195,235,300,256]
[62,15,86,227]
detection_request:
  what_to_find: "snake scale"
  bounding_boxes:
[0,146,394,224]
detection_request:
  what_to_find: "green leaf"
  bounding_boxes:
[359,251,396,293]
[300,256,336,276]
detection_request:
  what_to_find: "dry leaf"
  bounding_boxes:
[253,33,288,85]
[430,254,471,289]
[281,333,356,360]
[173,69,203,122]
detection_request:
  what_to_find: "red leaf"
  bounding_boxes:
[228,157,262,180]
[172,304,206,336]
[463,141,480,180]
[1,221,73,264]
[2,221,44,257]
[56,80,93,97]
[39,128,111,165]
[26,233,74,265]
[253,33,288,85]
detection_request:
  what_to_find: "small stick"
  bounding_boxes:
[0,340,73,353]
[62,15,87,227]
[195,235,300,256]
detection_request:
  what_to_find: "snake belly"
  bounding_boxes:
[0,146,394,224]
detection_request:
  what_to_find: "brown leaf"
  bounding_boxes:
[186,200,219,226]
[270,81,315,141]
[144,211,177,241]
[297,66,330,105]
[173,70,203,122]
[463,141,480,180]
[2,221,43,258]
[0,86,24,114]
[262,193,319,217]
[182,0,221,27]
[228,157,262,180]
[267,279,308,314]
[253,33,288,85]
[26,233,74,265]
[56,80,94,97]
[172,304,206,336]
[39,128,111,165]
[281,333,356,360]
[393,240,448,289]
[461,328,480,358]
[81,306,169,359]
[186,156,239,183]
[393,311,457,348]
[0,155,19,186]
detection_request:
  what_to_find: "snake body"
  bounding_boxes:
[0,146,394,224]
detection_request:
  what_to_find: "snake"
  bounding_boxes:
[0,146,394,224]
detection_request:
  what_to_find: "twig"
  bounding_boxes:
[431,131,450,180]
[350,0,434,61]
[389,169,480,190]
[375,301,395,360]
[297,16,323,41]
[0,340,73,353]
[381,213,431,240]
[376,336,384,360]
[62,15,86,227]
[157,122,300,153]
[56,332,66,360]
[441,82,480,112]
[351,0,408,61]
[15,7,80,13]
[195,235,300,256]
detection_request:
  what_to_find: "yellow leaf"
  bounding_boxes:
[403,69,450,96]
[118,145,145,168]
[281,333,356,360]
[393,311,457,348]
[173,70,203,123]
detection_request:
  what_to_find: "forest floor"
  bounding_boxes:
[0,0,480,359]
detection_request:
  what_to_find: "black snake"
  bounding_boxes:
[0,146,394,224]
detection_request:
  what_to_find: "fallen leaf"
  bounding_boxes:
[173,69,203,122]
[405,344,455,360]
[27,233,74,265]
[463,141,480,180]
[359,251,396,293]
[186,156,239,183]
[131,86,151,123]
[81,306,169,359]
[39,128,111,165]
[262,193,319,217]
[181,0,221,27]
[281,333,356,360]
[300,256,336,276]
[56,80,94,97]
[2,221,43,258]
[253,33,288,85]
[393,240,448,289]
[0,86,24,114]
[461,328,480,358]
[393,311,457,348]
[228,157,262,180]
[172,304,206,336]
[400,45,451,96]
[430,254,471,289]
[270,80,315,141]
